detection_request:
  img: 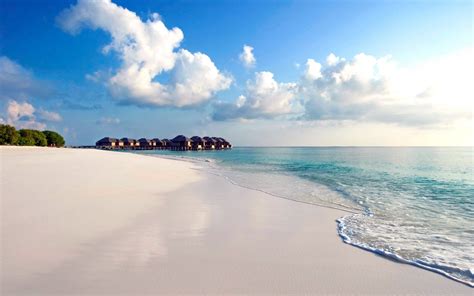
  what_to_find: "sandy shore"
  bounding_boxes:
[1,147,471,295]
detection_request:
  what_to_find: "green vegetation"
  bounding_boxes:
[42,130,65,147]
[0,124,19,145]
[0,124,65,147]
[19,129,48,146]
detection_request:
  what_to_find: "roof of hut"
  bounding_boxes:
[97,137,117,143]
[121,137,136,142]
[172,135,190,142]
[138,138,151,142]
[212,137,223,143]
[191,136,203,142]
[203,136,216,143]
[152,137,161,142]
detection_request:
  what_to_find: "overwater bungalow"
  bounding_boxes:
[96,137,117,148]
[161,139,172,149]
[138,138,153,149]
[212,137,224,150]
[152,138,163,149]
[203,136,216,150]
[171,135,192,151]
[220,138,232,149]
[95,135,230,151]
[115,138,124,148]
[190,136,204,150]
[121,138,137,148]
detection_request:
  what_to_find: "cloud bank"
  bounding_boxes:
[213,71,298,120]
[57,0,231,107]
[213,50,472,126]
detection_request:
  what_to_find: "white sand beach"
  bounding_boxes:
[1,147,471,295]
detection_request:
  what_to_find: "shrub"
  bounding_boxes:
[42,130,65,147]
[18,135,36,146]
[1,126,65,147]
[18,129,47,146]
[0,124,19,145]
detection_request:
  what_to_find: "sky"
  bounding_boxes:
[0,0,472,146]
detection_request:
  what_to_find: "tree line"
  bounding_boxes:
[0,124,65,147]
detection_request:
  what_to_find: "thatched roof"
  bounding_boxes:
[172,135,190,142]
[121,137,136,143]
[191,136,203,142]
[203,136,216,143]
[152,138,161,142]
[96,137,117,144]
[138,138,151,143]
[161,139,172,145]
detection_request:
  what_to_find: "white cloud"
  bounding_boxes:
[303,59,322,81]
[96,117,120,125]
[239,45,256,68]
[326,53,341,66]
[212,71,299,120]
[4,100,62,130]
[213,50,472,126]
[300,50,473,126]
[57,0,231,107]
[7,100,35,122]
[0,56,53,101]
[5,100,50,130]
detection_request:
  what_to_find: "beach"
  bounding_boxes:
[1,147,471,295]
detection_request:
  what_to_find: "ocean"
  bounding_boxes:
[132,147,473,286]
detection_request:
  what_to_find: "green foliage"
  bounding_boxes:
[0,124,20,145]
[18,135,36,146]
[18,129,48,146]
[0,125,65,147]
[42,130,65,147]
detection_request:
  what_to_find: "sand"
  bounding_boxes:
[1,146,471,295]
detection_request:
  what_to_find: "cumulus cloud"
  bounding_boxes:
[300,50,473,126]
[4,100,62,130]
[212,71,298,120]
[96,117,120,125]
[239,45,256,68]
[0,56,53,101]
[57,0,231,107]
[304,59,322,81]
[212,50,472,125]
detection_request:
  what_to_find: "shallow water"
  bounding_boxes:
[133,147,474,286]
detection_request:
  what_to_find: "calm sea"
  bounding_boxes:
[133,147,473,286]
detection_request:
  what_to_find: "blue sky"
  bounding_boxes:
[0,0,472,146]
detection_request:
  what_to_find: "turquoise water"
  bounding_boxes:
[133,147,474,286]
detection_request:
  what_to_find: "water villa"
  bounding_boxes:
[95,135,232,151]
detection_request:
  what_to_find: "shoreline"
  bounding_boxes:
[1,147,471,294]
[127,149,474,288]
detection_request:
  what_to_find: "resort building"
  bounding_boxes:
[203,136,216,150]
[161,139,172,149]
[171,135,192,151]
[190,136,204,150]
[96,137,117,148]
[96,135,231,151]
[121,138,137,148]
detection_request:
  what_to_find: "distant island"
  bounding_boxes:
[96,135,231,151]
